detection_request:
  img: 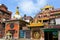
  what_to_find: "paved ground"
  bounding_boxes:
[0,38,40,40]
[0,39,5,40]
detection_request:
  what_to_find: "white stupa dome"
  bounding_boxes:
[13,6,22,19]
[14,14,22,19]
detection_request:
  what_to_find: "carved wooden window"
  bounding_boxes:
[2,23,5,28]
[0,11,2,15]
[45,8,49,10]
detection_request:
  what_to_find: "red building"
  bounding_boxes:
[0,4,12,38]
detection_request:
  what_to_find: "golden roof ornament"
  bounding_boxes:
[41,4,54,10]
[44,5,53,8]
[15,6,19,15]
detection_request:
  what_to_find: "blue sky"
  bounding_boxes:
[0,0,60,18]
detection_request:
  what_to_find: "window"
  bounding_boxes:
[2,23,5,28]
[49,19,56,25]
[0,31,2,34]
[20,27,22,30]
[45,8,49,10]
[44,15,47,17]
[5,18,9,20]
[38,20,41,22]
[43,20,49,23]
[10,23,14,29]
[55,18,60,25]
[38,16,40,18]
[50,13,60,16]
[20,25,23,30]
[0,11,2,15]
[0,11,4,15]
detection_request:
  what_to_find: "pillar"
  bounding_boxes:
[31,30,32,39]
[58,31,60,40]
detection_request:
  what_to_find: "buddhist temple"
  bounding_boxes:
[0,4,60,40]
[27,5,60,40]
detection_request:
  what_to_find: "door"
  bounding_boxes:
[25,30,31,39]
[19,30,25,38]
[44,32,53,40]
[44,32,48,40]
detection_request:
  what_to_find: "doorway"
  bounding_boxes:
[44,32,53,40]
[44,31,58,40]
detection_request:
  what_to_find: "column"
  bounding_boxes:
[58,31,60,40]
[31,30,32,39]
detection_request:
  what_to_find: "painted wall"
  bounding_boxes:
[5,22,19,38]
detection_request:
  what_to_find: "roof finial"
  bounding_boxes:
[17,6,19,9]
[13,6,22,19]
[46,3,50,6]
[15,6,20,15]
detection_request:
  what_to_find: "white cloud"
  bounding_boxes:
[16,0,48,17]
[36,0,48,7]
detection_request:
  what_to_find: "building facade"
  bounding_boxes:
[0,4,12,38]
[28,5,60,40]
[0,4,60,40]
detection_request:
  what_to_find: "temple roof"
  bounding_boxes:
[41,5,54,10]
[44,5,53,8]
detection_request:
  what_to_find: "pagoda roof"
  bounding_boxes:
[27,22,44,27]
[5,19,29,24]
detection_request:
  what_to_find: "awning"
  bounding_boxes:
[43,28,58,32]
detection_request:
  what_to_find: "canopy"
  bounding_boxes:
[43,28,59,32]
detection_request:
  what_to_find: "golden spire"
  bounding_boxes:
[13,6,22,19]
[15,6,20,15]
[41,4,54,10]
[44,5,53,8]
